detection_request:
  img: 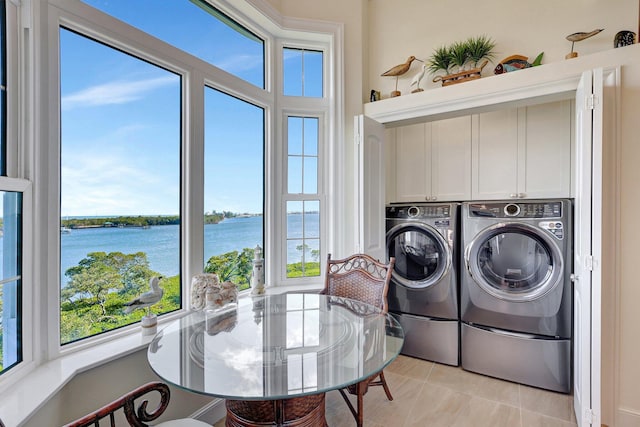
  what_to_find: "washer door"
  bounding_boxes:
[465,222,563,302]
[386,223,451,289]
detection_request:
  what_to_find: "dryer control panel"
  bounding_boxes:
[468,201,563,219]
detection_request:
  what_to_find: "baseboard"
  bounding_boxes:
[191,397,226,424]
[616,407,640,427]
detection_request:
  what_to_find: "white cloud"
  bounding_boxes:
[61,75,177,110]
[60,139,178,216]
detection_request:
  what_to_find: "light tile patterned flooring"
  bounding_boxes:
[215,355,577,427]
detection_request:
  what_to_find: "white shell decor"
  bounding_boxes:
[205,280,238,311]
[191,273,238,311]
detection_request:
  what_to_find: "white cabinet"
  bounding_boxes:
[393,115,471,202]
[472,100,572,200]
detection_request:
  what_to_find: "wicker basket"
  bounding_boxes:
[433,59,488,86]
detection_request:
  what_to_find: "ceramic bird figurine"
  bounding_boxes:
[565,29,604,59]
[381,55,417,97]
[494,53,544,74]
[124,276,164,315]
[410,60,427,93]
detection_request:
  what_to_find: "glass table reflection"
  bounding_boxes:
[147,293,404,427]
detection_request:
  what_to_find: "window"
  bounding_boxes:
[0,190,23,375]
[203,88,264,289]
[42,0,337,353]
[283,48,323,97]
[0,0,26,377]
[59,28,181,344]
[83,0,265,89]
[285,117,321,278]
[0,0,5,175]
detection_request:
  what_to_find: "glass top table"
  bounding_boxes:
[148,293,404,426]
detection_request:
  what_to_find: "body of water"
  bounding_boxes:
[58,214,317,285]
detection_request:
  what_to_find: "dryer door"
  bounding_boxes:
[465,222,563,302]
[386,223,451,289]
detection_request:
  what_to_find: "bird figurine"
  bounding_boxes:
[410,59,426,93]
[565,29,604,59]
[124,276,164,315]
[381,55,417,97]
[494,53,544,74]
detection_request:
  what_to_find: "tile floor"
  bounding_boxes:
[214,355,577,427]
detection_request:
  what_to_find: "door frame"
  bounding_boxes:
[360,63,621,425]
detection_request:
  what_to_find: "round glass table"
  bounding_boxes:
[147,293,404,427]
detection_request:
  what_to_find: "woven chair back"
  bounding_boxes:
[324,254,395,313]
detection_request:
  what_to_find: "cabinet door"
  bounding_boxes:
[519,100,572,198]
[394,123,430,202]
[431,115,472,201]
[384,128,397,204]
[472,108,519,200]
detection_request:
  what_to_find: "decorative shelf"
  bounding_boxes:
[364,45,639,127]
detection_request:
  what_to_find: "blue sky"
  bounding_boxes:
[61,1,321,217]
[60,1,266,216]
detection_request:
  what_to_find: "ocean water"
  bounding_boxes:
[58,214,317,285]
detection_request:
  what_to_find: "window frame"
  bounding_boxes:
[282,112,325,281]
[0,0,34,384]
[38,0,340,358]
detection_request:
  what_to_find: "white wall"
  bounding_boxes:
[367,0,636,98]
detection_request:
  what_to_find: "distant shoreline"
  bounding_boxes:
[60,212,261,230]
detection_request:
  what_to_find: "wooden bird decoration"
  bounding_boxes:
[381,55,417,97]
[565,29,603,59]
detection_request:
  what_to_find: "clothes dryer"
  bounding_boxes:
[460,199,572,392]
[386,203,459,365]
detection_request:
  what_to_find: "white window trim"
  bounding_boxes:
[280,111,327,284]
[0,0,344,424]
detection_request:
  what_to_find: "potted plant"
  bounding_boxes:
[427,45,453,76]
[467,35,496,67]
[428,35,496,86]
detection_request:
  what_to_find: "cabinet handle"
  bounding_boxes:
[509,193,518,198]
[518,193,526,198]
[424,196,430,201]
[431,196,437,201]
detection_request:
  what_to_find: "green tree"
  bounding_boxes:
[204,248,254,290]
[62,252,155,315]
[59,252,178,344]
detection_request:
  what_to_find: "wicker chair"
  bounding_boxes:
[63,381,210,427]
[322,253,396,427]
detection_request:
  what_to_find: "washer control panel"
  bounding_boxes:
[387,204,451,219]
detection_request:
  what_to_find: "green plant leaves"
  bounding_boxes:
[428,35,495,74]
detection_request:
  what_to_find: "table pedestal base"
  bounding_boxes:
[225,393,327,427]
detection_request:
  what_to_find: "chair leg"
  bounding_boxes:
[338,383,365,427]
[379,371,393,401]
[356,382,365,427]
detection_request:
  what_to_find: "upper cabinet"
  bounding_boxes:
[387,100,572,203]
[472,100,572,200]
[394,116,471,202]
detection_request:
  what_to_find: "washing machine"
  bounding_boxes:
[460,199,573,392]
[386,203,459,366]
